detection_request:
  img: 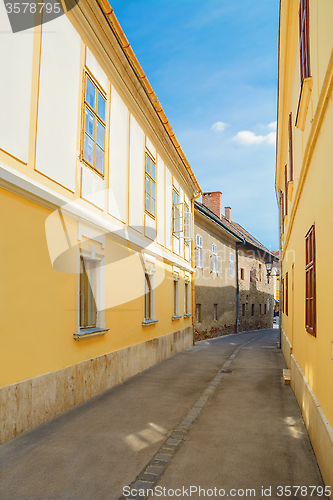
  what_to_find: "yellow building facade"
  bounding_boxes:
[0,0,201,443]
[276,0,333,489]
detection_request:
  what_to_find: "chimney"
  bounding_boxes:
[202,191,222,219]
[225,207,231,221]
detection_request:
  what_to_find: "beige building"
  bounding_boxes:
[194,192,275,340]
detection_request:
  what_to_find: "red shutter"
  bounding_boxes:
[284,164,288,216]
[285,272,289,316]
[299,0,310,81]
[288,113,293,181]
[305,225,316,336]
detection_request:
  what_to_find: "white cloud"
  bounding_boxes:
[211,121,229,132]
[233,130,276,146]
[267,121,277,130]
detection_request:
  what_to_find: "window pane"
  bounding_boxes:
[151,180,155,200]
[86,77,96,109]
[146,174,150,195]
[96,121,105,149]
[151,198,155,216]
[84,134,94,164]
[151,162,155,180]
[146,155,150,173]
[146,193,150,212]
[85,107,95,138]
[95,146,104,174]
[97,93,106,121]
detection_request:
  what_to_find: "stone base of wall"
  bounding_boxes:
[0,327,193,444]
[281,329,292,368]
[281,340,333,491]
[194,324,235,342]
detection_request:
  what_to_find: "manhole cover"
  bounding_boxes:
[219,369,234,373]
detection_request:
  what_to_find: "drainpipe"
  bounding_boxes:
[236,238,246,333]
[191,193,202,342]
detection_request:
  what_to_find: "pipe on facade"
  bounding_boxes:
[191,193,203,340]
[97,0,201,195]
[235,238,246,333]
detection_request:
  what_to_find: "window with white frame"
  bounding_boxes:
[172,189,181,236]
[77,246,105,335]
[229,252,234,278]
[196,234,203,268]
[80,256,97,328]
[184,278,191,316]
[184,203,192,243]
[143,254,156,323]
[144,273,152,320]
[212,244,218,273]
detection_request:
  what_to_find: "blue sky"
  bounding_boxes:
[110,0,279,249]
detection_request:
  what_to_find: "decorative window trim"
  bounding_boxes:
[75,244,106,339]
[211,244,218,273]
[196,234,203,268]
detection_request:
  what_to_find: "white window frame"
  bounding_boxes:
[184,273,191,316]
[212,244,218,273]
[196,234,203,268]
[76,245,106,336]
[172,266,181,318]
[229,252,235,278]
[142,254,157,324]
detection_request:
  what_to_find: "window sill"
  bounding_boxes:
[142,319,159,326]
[184,314,192,318]
[172,315,182,321]
[296,77,312,131]
[74,327,109,340]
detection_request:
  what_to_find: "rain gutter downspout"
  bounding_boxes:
[236,238,246,333]
[191,193,203,342]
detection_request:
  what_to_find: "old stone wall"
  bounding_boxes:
[194,212,237,340]
[238,246,274,331]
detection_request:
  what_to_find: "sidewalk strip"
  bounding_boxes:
[119,332,267,500]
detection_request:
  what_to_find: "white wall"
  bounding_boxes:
[129,115,144,232]
[86,48,108,92]
[0,4,34,164]
[36,14,81,192]
[81,167,105,210]
[109,86,128,223]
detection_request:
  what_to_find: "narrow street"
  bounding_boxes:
[0,330,324,500]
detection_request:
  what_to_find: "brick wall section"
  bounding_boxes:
[202,192,222,219]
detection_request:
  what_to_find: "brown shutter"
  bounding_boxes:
[288,113,293,181]
[299,0,310,81]
[284,164,288,216]
[305,225,316,336]
[285,272,289,316]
